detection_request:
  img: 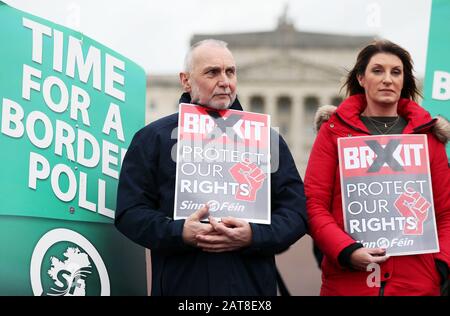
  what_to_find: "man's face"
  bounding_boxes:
[180,45,237,110]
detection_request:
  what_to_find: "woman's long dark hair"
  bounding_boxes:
[343,40,421,102]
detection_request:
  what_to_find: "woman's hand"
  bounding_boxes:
[350,247,389,270]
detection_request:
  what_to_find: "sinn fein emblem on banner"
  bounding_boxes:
[30,228,110,296]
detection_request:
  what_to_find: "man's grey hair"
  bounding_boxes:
[184,39,229,72]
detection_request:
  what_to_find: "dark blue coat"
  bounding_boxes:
[115,93,308,296]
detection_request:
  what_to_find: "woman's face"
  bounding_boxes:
[358,53,404,107]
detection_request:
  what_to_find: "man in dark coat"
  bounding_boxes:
[115,39,308,296]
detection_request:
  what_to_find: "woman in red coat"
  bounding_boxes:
[305,40,450,295]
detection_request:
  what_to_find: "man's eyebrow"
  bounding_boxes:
[203,66,221,72]
[202,65,236,73]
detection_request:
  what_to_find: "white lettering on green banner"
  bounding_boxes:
[0,4,146,223]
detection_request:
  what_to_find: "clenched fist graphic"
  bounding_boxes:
[229,160,266,202]
[394,188,430,235]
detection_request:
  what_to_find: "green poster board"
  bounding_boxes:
[423,0,450,156]
[0,2,147,295]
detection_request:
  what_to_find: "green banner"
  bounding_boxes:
[0,3,145,223]
[0,216,147,296]
[0,3,147,295]
[423,0,450,156]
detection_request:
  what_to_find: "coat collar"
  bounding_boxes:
[314,94,450,144]
[178,92,243,111]
[335,94,436,134]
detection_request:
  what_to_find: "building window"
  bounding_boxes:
[331,96,343,106]
[249,96,265,113]
[304,96,319,109]
[304,95,319,138]
[277,96,292,138]
[277,96,292,114]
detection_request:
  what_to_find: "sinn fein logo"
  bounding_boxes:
[30,228,110,296]
[47,247,92,296]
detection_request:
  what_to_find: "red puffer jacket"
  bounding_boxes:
[305,94,450,296]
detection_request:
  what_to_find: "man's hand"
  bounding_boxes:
[350,247,389,271]
[182,205,215,247]
[195,216,252,252]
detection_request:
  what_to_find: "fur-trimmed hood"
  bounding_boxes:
[314,104,450,144]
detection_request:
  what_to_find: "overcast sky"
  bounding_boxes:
[4,0,432,76]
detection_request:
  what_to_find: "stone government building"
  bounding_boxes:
[145,14,375,295]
